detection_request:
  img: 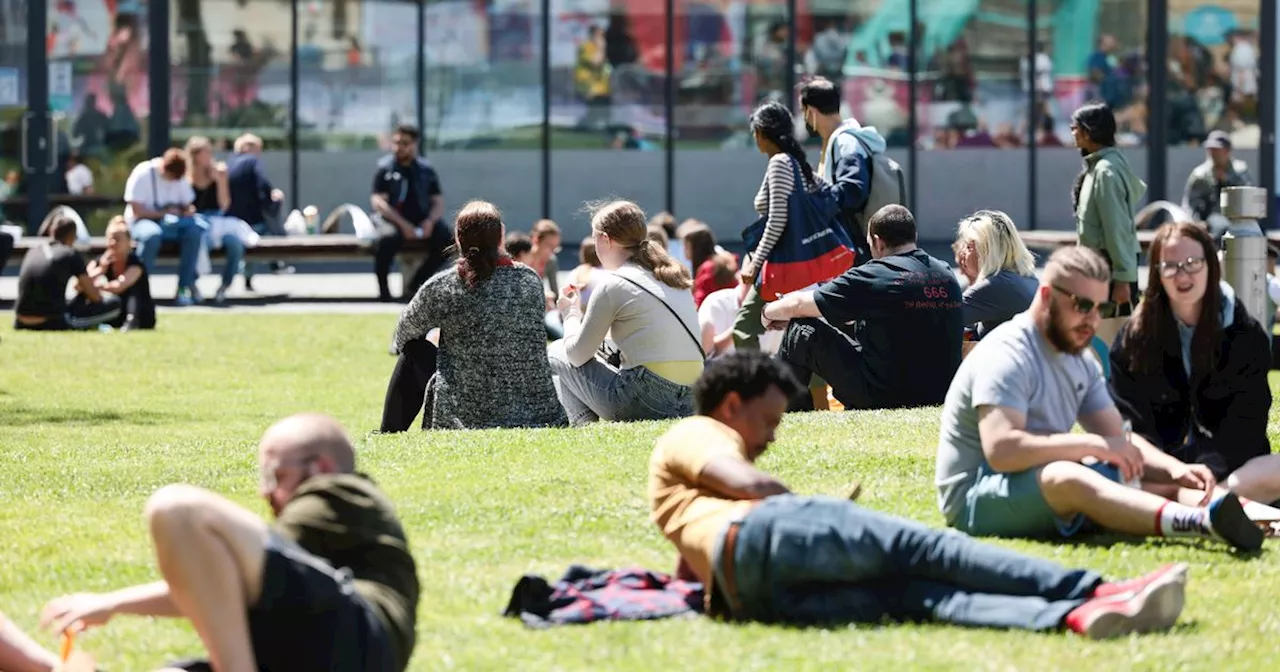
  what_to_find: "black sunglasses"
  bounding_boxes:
[1051,285,1117,318]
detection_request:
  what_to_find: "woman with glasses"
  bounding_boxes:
[1109,221,1280,506]
[952,210,1039,341]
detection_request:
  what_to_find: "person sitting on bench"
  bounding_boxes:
[650,351,1188,639]
[370,124,450,302]
[123,149,207,306]
[1110,221,1280,507]
[40,413,420,672]
[14,216,120,331]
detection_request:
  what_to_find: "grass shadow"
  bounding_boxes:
[1061,531,1268,559]
[0,406,196,427]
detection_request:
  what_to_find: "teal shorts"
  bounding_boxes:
[954,462,1123,539]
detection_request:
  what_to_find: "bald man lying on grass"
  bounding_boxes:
[40,414,421,672]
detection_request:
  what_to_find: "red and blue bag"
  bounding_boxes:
[742,157,858,301]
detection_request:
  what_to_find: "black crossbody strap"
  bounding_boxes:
[613,271,706,360]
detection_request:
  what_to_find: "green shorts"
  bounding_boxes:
[954,462,1123,539]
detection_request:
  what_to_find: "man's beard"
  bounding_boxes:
[805,118,817,137]
[1046,299,1093,355]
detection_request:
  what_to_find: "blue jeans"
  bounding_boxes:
[131,216,207,291]
[200,212,247,288]
[718,496,1100,630]
[546,341,693,426]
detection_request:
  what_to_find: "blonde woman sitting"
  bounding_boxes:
[952,209,1040,340]
[548,200,703,425]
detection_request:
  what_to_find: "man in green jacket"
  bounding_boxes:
[1070,103,1146,315]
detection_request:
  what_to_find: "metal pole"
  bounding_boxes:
[1221,187,1270,323]
[784,0,796,109]
[289,0,300,212]
[1145,0,1168,203]
[148,0,170,158]
[541,0,551,219]
[907,0,918,213]
[25,0,49,232]
[417,0,426,153]
[665,0,676,216]
[1027,0,1038,231]
[1260,0,1276,230]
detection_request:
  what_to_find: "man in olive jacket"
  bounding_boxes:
[1070,103,1145,315]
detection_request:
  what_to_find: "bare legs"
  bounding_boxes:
[146,485,270,672]
[0,612,58,672]
[1038,462,1210,536]
[1226,454,1280,506]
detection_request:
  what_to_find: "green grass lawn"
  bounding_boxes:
[3,314,1280,670]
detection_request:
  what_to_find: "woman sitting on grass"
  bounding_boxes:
[547,200,703,426]
[382,200,567,431]
[682,222,738,308]
[951,209,1039,340]
[85,217,155,330]
[1110,221,1280,506]
[568,235,605,308]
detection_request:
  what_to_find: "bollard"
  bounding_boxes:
[1220,186,1269,325]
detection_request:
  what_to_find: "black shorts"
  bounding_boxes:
[169,534,395,672]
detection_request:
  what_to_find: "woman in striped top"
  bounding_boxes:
[732,100,822,351]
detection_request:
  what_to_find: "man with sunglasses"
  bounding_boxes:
[935,246,1264,552]
[40,414,421,672]
[371,123,451,302]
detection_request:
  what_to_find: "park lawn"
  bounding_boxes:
[2,314,1280,671]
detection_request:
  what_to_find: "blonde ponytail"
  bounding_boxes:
[634,238,692,289]
[590,199,693,290]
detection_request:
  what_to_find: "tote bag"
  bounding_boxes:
[742,157,857,301]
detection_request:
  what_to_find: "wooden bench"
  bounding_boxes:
[9,233,438,263]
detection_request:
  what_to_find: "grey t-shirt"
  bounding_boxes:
[962,270,1039,339]
[934,313,1113,523]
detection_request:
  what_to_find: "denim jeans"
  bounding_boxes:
[717,495,1100,630]
[199,213,247,288]
[546,340,693,426]
[131,216,207,291]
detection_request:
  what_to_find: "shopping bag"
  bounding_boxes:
[741,157,857,301]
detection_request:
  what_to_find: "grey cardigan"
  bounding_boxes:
[392,263,567,429]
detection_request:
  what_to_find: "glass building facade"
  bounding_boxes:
[0,0,1274,242]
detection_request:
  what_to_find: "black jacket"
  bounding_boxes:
[1108,298,1273,479]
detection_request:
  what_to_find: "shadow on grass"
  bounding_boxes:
[1062,531,1267,559]
[0,406,194,427]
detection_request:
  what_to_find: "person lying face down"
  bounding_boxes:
[649,351,1190,638]
[40,413,421,672]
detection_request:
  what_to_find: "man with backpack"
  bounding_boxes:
[798,77,905,265]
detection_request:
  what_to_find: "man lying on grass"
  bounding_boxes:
[39,414,420,672]
[650,351,1188,638]
[935,246,1271,551]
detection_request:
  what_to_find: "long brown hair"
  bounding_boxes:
[683,223,717,274]
[592,200,692,289]
[1121,221,1222,375]
[454,200,507,287]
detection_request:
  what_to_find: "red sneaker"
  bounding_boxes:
[1065,564,1187,639]
[1092,562,1188,598]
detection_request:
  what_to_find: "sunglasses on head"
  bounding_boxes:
[1051,285,1117,318]
[1158,256,1205,278]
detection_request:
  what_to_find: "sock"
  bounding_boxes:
[1207,491,1280,521]
[1155,501,1214,539]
